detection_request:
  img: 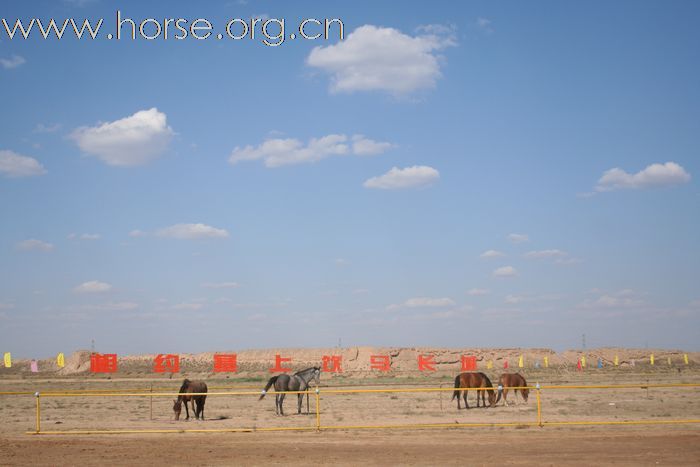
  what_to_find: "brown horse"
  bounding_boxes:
[451,372,496,409]
[496,373,529,406]
[173,379,207,420]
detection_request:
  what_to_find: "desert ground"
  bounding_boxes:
[1,347,699,465]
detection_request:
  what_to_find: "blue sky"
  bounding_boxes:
[1,1,698,357]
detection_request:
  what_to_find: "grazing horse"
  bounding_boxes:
[259,367,321,415]
[451,372,496,409]
[173,379,207,420]
[496,373,529,406]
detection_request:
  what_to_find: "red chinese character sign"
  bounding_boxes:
[90,353,118,373]
[418,354,436,372]
[154,354,179,373]
[461,355,477,371]
[213,354,237,373]
[370,355,390,372]
[269,354,292,373]
[322,355,342,373]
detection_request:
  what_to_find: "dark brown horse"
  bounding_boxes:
[173,379,207,420]
[496,373,529,406]
[452,372,496,409]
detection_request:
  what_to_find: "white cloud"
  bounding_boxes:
[493,266,518,277]
[0,150,46,177]
[156,223,229,240]
[306,24,456,95]
[467,288,490,296]
[505,294,526,304]
[73,280,112,294]
[476,17,493,34]
[33,123,62,133]
[388,297,456,310]
[70,108,174,167]
[0,55,26,69]
[352,135,394,155]
[229,133,392,167]
[508,233,529,244]
[17,239,53,251]
[172,302,204,311]
[201,282,240,289]
[595,161,691,192]
[524,249,567,259]
[480,249,505,258]
[68,233,100,240]
[0,302,15,310]
[578,290,646,311]
[364,165,439,190]
[334,258,349,266]
[128,229,147,238]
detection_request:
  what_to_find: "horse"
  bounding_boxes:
[496,373,529,406]
[173,379,207,420]
[451,372,496,409]
[258,367,321,415]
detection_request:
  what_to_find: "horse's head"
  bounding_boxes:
[312,367,321,386]
[521,387,530,403]
[173,399,182,420]
[487,389,497,407]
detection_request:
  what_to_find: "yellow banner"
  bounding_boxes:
[486,360,493,369]
[543,356,549,368]
[581,355,586,367]
[518,355,523,368]
[614,355,619,366]
[56,352,65,368]
[3,352,10,368]
[650,354,655,365]
[684,354,689,365]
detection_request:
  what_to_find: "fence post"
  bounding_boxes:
[536,383,542,427]
[35,392,41,433]
[315,388,321,431]
[150,384,153,420]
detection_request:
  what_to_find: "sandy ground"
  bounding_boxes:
[1,367,699,465]
[2,428,700,466]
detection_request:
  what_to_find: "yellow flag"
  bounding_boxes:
[3,352,10,368]
[543,356,549,368]
[56,353,65,368]
[486,360,493,369]
[581,355,586,368]
[650,354,654,365]
[684,354,689,365]
[518,355,524,368]
[614,355,619,366]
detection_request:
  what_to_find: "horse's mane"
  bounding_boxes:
[294,366,319,376]
[179,379,191,393]
[479,372,494,387]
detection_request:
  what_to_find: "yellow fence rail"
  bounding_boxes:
[25,383,700,435]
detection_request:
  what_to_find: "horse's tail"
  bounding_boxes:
[451,375,461,400]
[495,376,503,404]
[259,375,279,401]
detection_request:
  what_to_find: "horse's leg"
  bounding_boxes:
[297,393,303,415]
[184,399,190,420]
[503,389,509,407]
[201,398,205,420]
[275,394,280,415]
[279,393,286,416]
[457,389,461,409]
[464,391,469,409]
